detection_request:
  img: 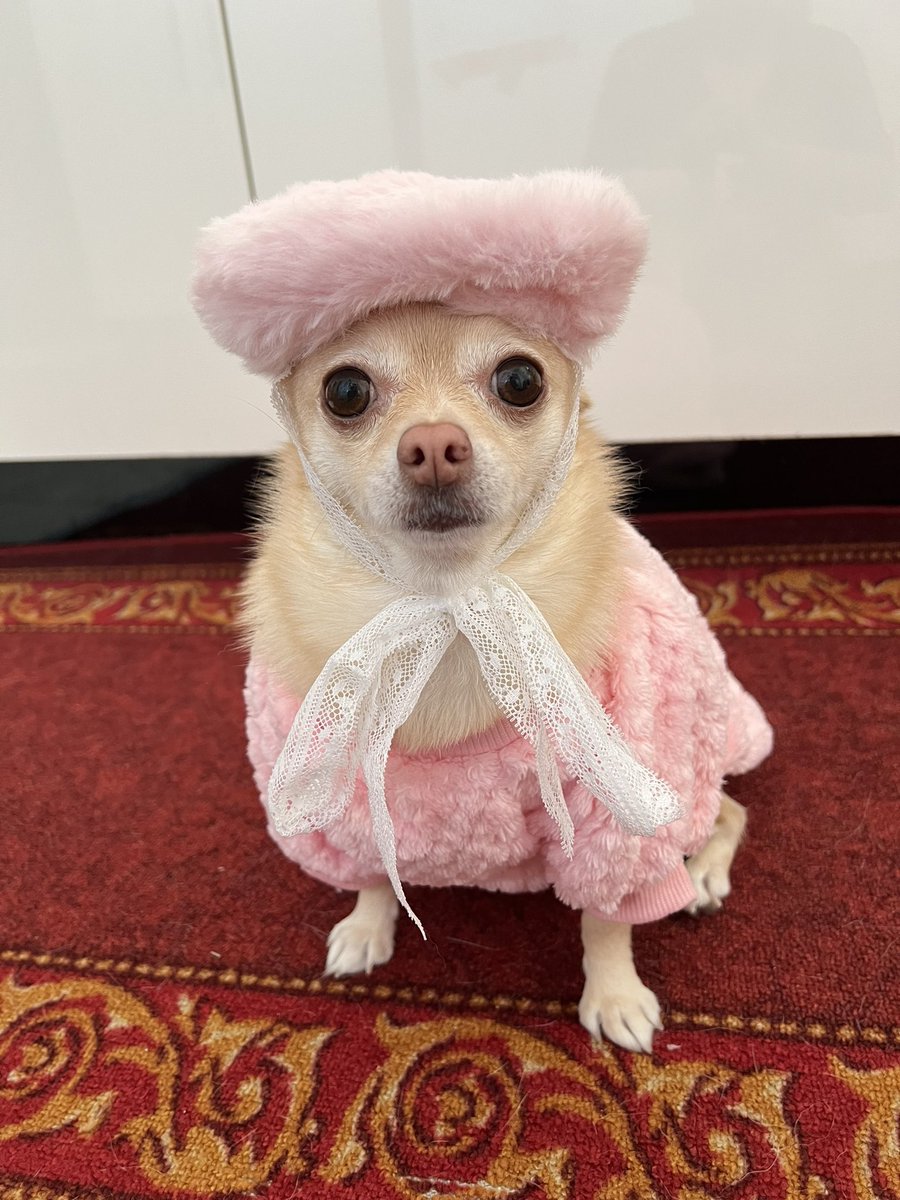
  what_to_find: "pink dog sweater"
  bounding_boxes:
[245,521,772,923]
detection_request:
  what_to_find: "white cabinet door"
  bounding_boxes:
[0,1,276,459]
[225,0,900,442]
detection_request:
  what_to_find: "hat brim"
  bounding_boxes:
[191,170,647,378]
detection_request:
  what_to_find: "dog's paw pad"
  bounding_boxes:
[685,852,732,917]
[579,981,661,1054]
[325,914,396,977]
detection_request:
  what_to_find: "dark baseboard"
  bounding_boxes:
[1,437,896,545]
[619,436,899,513]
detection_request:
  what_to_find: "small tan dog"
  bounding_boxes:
[242,302,748,1053]
[194,171,771,1054]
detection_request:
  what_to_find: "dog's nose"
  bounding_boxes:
[397,423,472,488]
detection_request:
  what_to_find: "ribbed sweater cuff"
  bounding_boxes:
[590,863,697,925]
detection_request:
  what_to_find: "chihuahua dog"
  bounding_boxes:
[194,170,771,1053]
[240,301,749,1053]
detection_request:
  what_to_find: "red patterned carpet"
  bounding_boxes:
[1,509,898,1200]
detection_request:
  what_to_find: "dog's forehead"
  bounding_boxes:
[329,303,556,378]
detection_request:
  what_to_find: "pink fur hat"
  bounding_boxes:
[192,170,647,378]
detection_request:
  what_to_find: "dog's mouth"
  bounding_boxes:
[396,489,487,534]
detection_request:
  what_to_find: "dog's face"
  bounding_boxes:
[279,303,579,574]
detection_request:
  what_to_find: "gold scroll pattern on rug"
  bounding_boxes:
[743,571,900,627]
[683,568,900,631]
[679,579,744,627]
[4,971,897,1198]
[0,580,238,629]
[0,974,329,1192]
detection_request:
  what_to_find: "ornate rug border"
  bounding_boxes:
[0,540,897,585]
[0,564,241,583]
[3,545,899,634]
[0,624,231,636]
[664,541,900,568]
[3,947,896,1050]
[5,624,897,638]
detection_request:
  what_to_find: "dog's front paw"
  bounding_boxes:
[578,979,662,1054]
[325,912,396,976]
[685,846,732,916]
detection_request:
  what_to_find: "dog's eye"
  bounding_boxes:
[323,368,374,418]
[491,358,543,408]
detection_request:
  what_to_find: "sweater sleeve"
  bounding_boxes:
[546,521,773,920]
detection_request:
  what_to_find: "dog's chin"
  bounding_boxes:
[395,491,489,538]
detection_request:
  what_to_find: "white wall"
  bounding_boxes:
[1,1,898,458]
[0,1,269,459]
[229,0,900,444]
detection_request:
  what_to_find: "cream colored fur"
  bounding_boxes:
[242,303,746,1052]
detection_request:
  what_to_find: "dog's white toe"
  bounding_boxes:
[685,848,732,916]
[578,980,662,1054]
[325,913,396,976]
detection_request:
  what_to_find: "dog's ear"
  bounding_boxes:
[192,171,647,381]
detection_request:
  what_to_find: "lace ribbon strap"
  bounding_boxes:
[272,380,403,586]
[267,596,456,859]
[453,576,683,837]
[491,382,581,567]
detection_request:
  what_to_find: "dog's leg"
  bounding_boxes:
[578,914,661,1053]
[684,791,747,916]
[324,882,399,976]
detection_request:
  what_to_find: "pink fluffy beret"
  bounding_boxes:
[192,169,647,378]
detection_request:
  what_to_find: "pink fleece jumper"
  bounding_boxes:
[245,522,773,922]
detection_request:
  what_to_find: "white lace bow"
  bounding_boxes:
[267,381,682,934]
